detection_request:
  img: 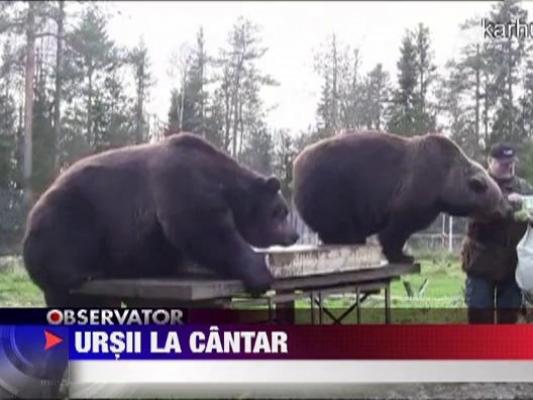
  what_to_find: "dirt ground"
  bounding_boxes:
[66,382,533,399]
[347,383,533,399]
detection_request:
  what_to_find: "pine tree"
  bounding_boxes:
[314,34,345,135]
[203,86,225,148]
[412,23,437,133]
[440,60,480,160]
[94,62,133,150]
[0,38,17,189]
[52,0,65,170]
[273,129,296,198]
[128,37,152,144]
[387,30,418,135]
[387,25,436,136]
[65,5,115,149]
[0,2,59,205]
[62,4,133,157]
[167,88,181,134]
[339,48,365,131]
[519,59,533,139]
[440,18,489,161]
[485,0,528,146]
[365,63,390,130]
[239,123,273,175]
[214,17,276,158]
[316,64,333,133]
[182,27,209,135]
[31,45,55,195]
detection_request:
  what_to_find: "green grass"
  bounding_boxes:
[0,252,468,323]
[0,256,44,306]
[292,250,468,323]
[390,255,466,308]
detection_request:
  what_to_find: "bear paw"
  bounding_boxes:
[386,252,415,264]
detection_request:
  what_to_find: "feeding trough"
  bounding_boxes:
[181,243,386,279]
[259,244,386,278]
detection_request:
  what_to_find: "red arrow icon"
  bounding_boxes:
[44,330,63,351]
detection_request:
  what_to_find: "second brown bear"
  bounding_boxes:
[292,131,512,263]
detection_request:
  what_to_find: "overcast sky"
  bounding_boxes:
[104,1,532,133]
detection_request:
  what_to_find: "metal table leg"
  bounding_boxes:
[310,290,315,325]
[384,281,391,324]
[356,287,361,324]
[275,290,296,324]
[268,297,274,323]
[318,291,323,325]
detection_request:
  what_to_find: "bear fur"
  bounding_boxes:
[292,131,511,263]
[23,133,298,306]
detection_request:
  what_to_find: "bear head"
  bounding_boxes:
[435,139,512,221]
[233,176,299,248]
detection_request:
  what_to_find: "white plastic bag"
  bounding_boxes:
[516,224,533,294]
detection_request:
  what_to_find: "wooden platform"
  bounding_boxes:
[74,262,419,302]
[72,244,420,324]
[74,261,419,324]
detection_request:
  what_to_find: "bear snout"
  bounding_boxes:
[474,195,513,222]
[286,231,300,245]
[277,227,299,246]
[499,198,515,219]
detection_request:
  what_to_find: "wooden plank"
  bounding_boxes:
[307,281,387,297]
[272,262,420,291]
[236,281,387,307]
[74,263,420,302]
[74,278,245,302]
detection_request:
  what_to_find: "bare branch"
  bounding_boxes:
[34,31,64,39]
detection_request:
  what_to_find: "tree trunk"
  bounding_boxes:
[179,68,185,131]
[53,0,64,170]
[136,62,144,143]
[137,87,144,143]
[331,34,338,133]
[231,91,239,158]
[474,43,480,157]
[16,105,24,188]
[507,37,513,140]
[483,70,489,146]
[419,62,425,115]
[231,95,237,158]
[223,77,230,151]
[351,51,358,129]
[198,44,205,136]
[237,99,244,157]
[376,79,382,131]
[231,50,245,158]
[87,67,93,147]
[23,2,36,208]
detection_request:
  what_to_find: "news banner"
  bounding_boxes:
[2,308,533,398]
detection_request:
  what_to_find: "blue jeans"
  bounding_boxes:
[465,275,523,323]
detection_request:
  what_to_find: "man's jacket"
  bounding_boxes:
[462,175,533,282]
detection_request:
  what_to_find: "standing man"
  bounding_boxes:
[462,143,533,324]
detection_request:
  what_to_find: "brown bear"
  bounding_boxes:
[293,131,512,263]
[23,133,298,306]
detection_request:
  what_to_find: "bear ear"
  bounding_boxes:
[264,176,281,193]
[469,174,488,193]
